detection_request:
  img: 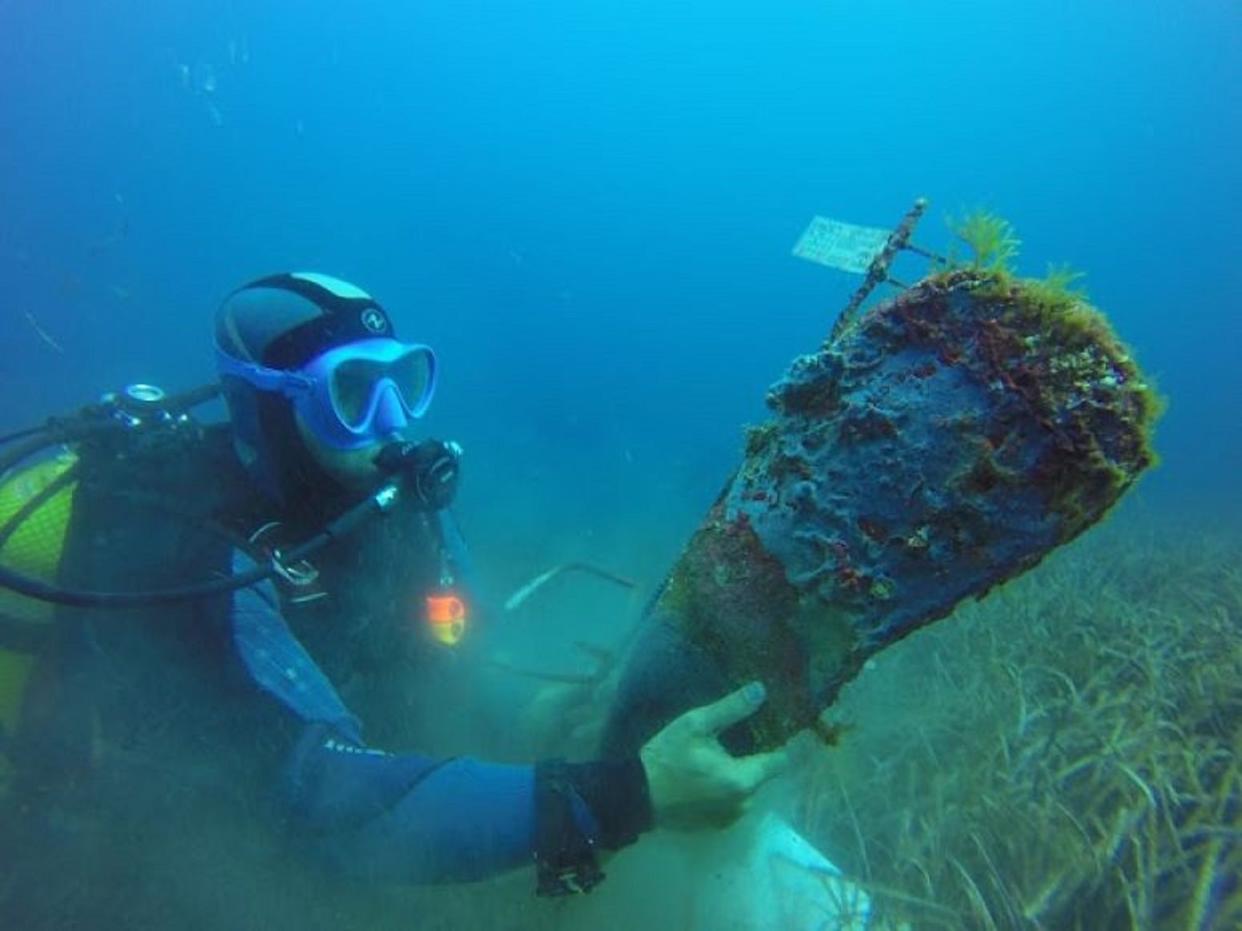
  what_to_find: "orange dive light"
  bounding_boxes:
[424,593,468,646]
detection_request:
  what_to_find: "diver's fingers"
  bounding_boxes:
[689,681,768,736]
[732,746,792,793]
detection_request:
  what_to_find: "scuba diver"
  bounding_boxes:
[0,272,788,924]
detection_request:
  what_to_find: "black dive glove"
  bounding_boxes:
[533,757,653,896]
[374,439,462,510]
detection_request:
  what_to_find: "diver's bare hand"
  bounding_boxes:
[639,682,789,830]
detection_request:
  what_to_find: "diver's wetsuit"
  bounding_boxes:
[3,422,650,916]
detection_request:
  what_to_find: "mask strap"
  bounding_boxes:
[216,349,313,397]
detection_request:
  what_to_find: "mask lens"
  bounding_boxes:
[329,357,384,427]
[329,349,432,428]
[390,349,432,411]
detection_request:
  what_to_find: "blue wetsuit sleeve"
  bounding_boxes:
[229,553,362,741]
[284,726,652,883]
[227,551,652,883]
[285,725,541,882]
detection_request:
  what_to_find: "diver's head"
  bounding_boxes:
[214,272,437,503]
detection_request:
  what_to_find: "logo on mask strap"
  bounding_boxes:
[360,307,388,334]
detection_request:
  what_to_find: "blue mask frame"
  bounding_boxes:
[216,338,438,451]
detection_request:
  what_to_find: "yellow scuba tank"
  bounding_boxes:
[0,452,78,737]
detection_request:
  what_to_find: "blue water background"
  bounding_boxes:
[2,0,1238,588]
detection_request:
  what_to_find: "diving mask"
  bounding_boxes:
[216,338,437,450]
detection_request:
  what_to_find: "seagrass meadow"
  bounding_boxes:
[792,509,1241,930]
